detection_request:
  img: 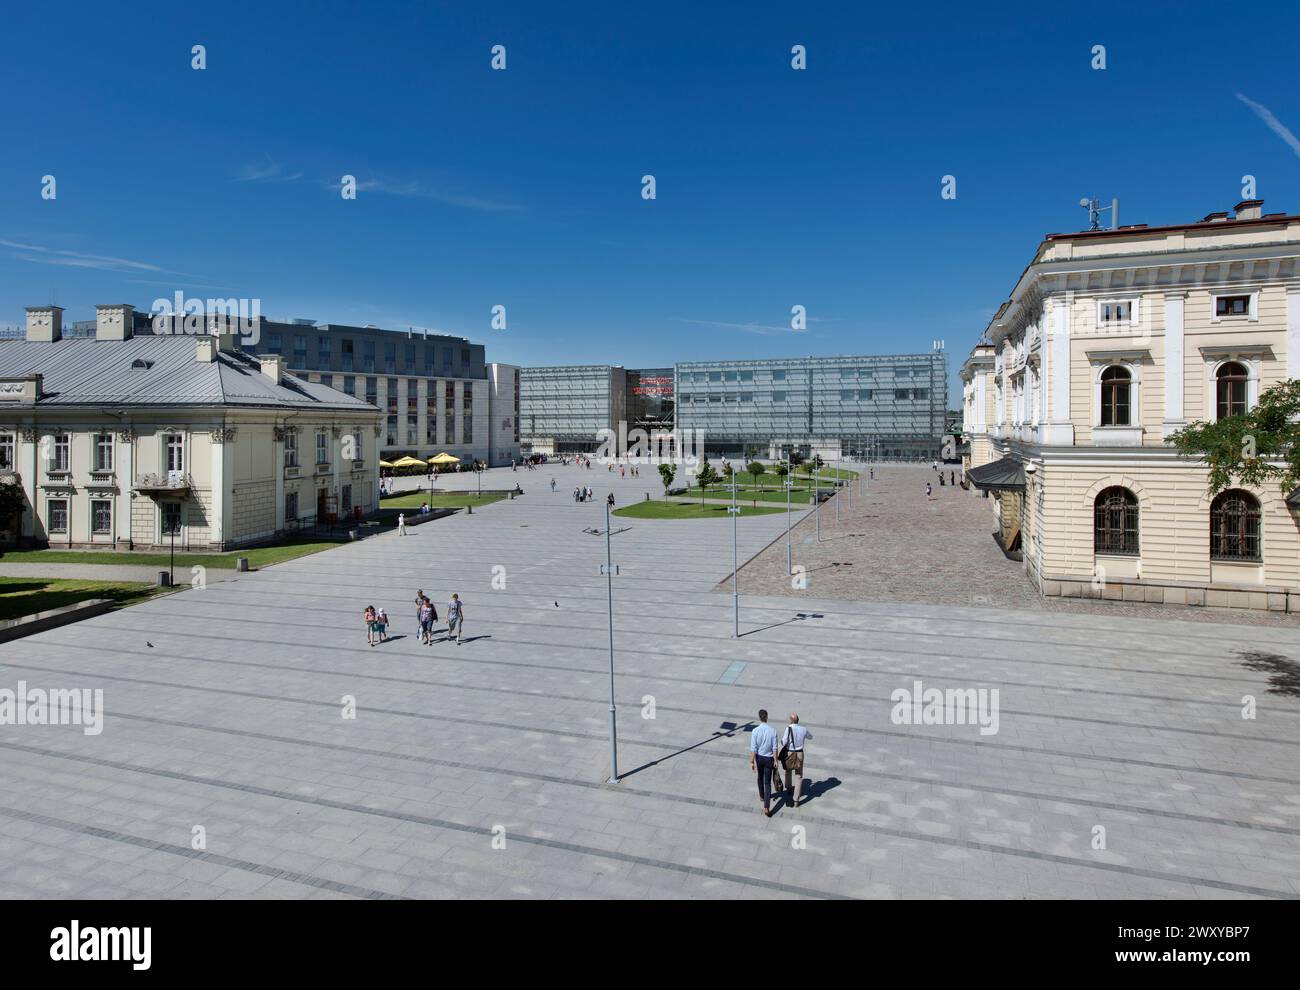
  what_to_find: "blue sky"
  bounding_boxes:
[3,0,1299,406]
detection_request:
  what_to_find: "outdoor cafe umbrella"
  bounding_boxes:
[427,452,460,465]
[379,459,397,469]
[391,455,428,468]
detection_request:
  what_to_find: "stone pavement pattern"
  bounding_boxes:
[2,463,1299,899]
[737,463,1300,627]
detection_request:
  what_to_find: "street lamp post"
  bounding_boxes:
[814,462,821,543]
[728,478,740,638]
[835,457,840,523]
[784,470,793,575]
[601,500,620,783]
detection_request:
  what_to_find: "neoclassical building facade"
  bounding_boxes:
[0,305,383,550]
[962,199,1300,612]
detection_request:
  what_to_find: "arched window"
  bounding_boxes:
[1099,366,1131,426]
[1094,487,1139,555]
[1210,489,1261,561]
[1216,362,1249,420]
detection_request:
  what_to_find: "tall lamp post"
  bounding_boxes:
[784,468,793,576]
[728,477,740,638]
[814,461,821,543]
[601,500,621,783]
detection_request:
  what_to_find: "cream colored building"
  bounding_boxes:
[962,199,1300,611]
[0,305,383,550]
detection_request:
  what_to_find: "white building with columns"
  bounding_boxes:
[963,199,1300,612]
[0,304,382,550]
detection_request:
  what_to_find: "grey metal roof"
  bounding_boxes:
[967,455,1026,492]
[0,336,379,412]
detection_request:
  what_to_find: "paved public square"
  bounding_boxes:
[2,462,1299,899]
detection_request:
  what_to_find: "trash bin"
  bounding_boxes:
[235,557,249,572]
[157,571,171,587]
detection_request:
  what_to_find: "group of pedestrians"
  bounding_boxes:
[749,710,812,816]
[364,591,465,647]
[574,485,595,502]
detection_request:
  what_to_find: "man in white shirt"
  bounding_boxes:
[779,713,813,807]
[749,709,779,817]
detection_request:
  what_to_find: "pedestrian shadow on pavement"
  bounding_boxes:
[773,776,842,812]
[450,635,493,644]
[742,613,824,637]
[619,720,753,780]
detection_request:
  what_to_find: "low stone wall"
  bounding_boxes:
[0,598,117,644]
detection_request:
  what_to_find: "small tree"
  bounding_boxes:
[748,461,766,491]
[773,463,789,484]
[658,462,676,495]
[1170,378,1300,496]
[0,481,25,543]
[721,460,734,487]
[696,456,719,506]
[789,450,804,468]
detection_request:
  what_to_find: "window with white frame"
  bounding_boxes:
[284,432,298,468]
[52,434,70,472]
[91,499,112,534]
[94,433,113,472]
[0,433,13,471]
[165,433,184,473]
[1212,292,1256,320]
[1097,299,1138,326]
[1099,366,1132,426]
[48,499,69,533]
[316,430,329,464]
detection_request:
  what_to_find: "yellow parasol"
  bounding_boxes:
[428,452,460,465]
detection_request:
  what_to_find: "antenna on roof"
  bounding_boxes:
[1079,197,1120,231]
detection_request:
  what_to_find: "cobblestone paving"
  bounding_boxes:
[2,463,1299,900]
[733,463,1300,629]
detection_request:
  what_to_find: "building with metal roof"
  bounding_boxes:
[0,305,383,551]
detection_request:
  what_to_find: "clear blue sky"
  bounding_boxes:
[3,0,1298,406]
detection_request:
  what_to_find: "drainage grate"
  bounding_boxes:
[717,661,747,685]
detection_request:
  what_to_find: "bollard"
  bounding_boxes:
[467,504,473,514]
[349,529,357,540]
[157,571,171,587]
[235,557,249,573]
[645,492,650,501]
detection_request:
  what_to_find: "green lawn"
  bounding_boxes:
[379,492,505,510]
[0,577,163,621]
[726,467,857,487]
[614,500,787,520]
[687,485,824,504]
[0,537,347,570]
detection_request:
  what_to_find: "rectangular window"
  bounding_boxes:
[387,415,397,447]
[739,392,753,403]
[284,492,298,522]
[860,388,873,400]
[343,376,356,396]
[293,334,307,365]
[52,434,70,472]
[0,433,13,471]
[317,431,329,464]
[320,373,333,389]
[772,370,786,382]
[161,501,181,536]
[386,379,398,414]
[425,346,435,372]
[914,388,929,399]
[48,499,69,533]
[1098,300,1132,324]
[461,348,471,367]
[772,391,786,402]
[841,368,857,379]
[443,346,453,368]
[267,332,282,353]
[724,371,737,382]
[739,371,754,382]
[353,431,363,461]
[284,432,298,468]
[404,344,415,370]
[341,485,352,513]
[708,372,721,383]
[709,395,721,403]
[94,433,113,471]
[91,499,112,534]
[341,338,354,371]
[319,338,331,365]
[1215,294,1251,317]
[165,435,184,473]
[366,377,378,406]
[840,389,855,400]
[895,389,910,400]
[384,342,396,373]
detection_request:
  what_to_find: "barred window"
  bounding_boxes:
[1093,487,1139,555]
[1099,366,1131,426]
[1210,490,1261,561]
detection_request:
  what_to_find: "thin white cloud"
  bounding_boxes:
[322,176,521,212]
[0,239,202,277]
[1236,93,1300,157]
[235,158,304,183]
[672,317,807,336]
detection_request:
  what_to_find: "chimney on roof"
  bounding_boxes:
[1235,199,1264,221]
[196,337,217,363]
[25,305,63,342]
[1203,211,1229,223]
[259,354,284,384]
[95,304,135,341]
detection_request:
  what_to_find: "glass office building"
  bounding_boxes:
[675,352,947,460]
[518,365,627,454]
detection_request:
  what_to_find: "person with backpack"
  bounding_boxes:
[446,593,464,645]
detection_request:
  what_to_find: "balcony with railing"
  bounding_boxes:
[135,472,193,495]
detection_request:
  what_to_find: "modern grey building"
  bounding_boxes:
[676,352,948,460]
[144,314,520,466]
[518,365,627,454]
[519,351,948,461]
